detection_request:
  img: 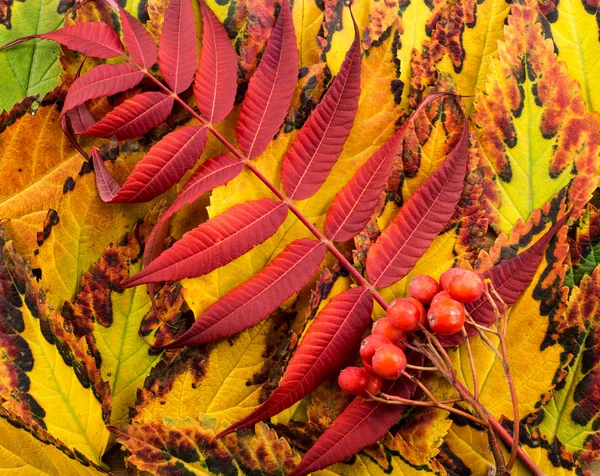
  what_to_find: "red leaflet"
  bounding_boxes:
[324,132,399,242]
[193,1,238,123]
[216,286,373,439]
[94,127,208,203]
[470,216,568,325]
[438,216,568,347]
[236,0,298,158]
[325,92,453,242]
[82,91,174,140]
[158,0,197,93]
[41,23,124,58]
[63,63,144,113]
[123,199,288,287]
[280,25,361,200]
[158,239,325,348]
[68,104,96,134]
[289,353,423,476]
[91,147,121,201]
[119,7,157,69]
[366,99,469,288]
[142,154,244,266]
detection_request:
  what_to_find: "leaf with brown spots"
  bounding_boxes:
[111,416,300,475]
[60,206,185,426]
[566,204,600,288]
[536,265,600,465]
[0,226,111,467]
[472,2,600,234]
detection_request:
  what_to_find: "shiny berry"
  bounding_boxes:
[372,345,407,380]
[449,270,484,303]
[362,373,383,397]
[387,298,426,332]
[372,318,407,344]
[409,275,440,305]
[430,290,454,307]
[338,367,369,395]
[440,267,465,290]
[427,299,466,335]
[360,334,392,364]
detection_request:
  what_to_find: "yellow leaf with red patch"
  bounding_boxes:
[472,3,600,234]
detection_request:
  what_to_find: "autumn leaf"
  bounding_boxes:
[0,227,110,466]
[536,265,600,464]
[472,3,600,233]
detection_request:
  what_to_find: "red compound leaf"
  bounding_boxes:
[236,0,298,159]
[158,0,197,93]
[82,91,174,140]
[119,7,157,69]
[289,353,424,476]
[366,96,469,288]
[40,22,124,58]
[93,126,208,203]
[142,154,244,266]
[216,286,373,439]
[123,199,288,287]
[324,92,450,242]
[63,63,144,114]
[280,21,360,200]
[157,238,325,348]
[193,1,238,123]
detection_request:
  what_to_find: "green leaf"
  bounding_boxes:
[0,0,64,113]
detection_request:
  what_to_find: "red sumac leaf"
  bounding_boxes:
[120,7,157,69]
[94,126,208,203]
[438,215,569,347]
[158,238,325,348]
[289,353,423,476]
[68,104,96,134]
[158,0,197,93]
[324,92,454,242]
[324,130,399,242]
[194,1,238,123]
[83,91,174,140]
[217,286,373,438]
[280,26,360,200]
[366,99,469,288]
[142,154,244,266]
[236,0,298,159]
[124,198,288,287]
[63,63,144,113]
[40,22,124,58]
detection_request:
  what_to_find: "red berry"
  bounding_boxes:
[439,267,465,290]
[372,318,407,344]
[430,290,453,307]
[449,270,484,303]
[386,298,426,332]
[408,275,440,305]
[427,299,466,335]
[372,344,407,380]
[338,367,369,395]
[362,373,383,397]
[360,334,392,364]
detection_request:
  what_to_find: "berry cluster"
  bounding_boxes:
[338,268,484,397]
